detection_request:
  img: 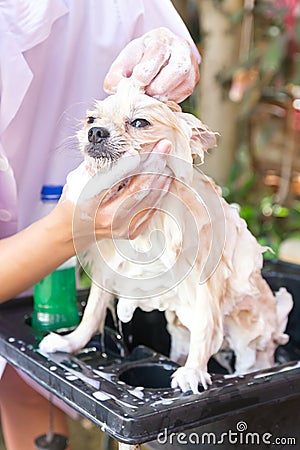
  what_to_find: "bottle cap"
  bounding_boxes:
[41,185,63,202]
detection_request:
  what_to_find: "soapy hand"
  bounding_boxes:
[54,140,173,253]
[90,140,173,241]
[104,27,199,103]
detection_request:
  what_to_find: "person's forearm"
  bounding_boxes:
[0,140,173,303]
[0,213,75,303]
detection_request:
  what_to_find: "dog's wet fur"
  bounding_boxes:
[39,81,293,394]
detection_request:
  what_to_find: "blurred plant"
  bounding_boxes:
[218,0,300,115]
[215,0,300,257]
[223,162,300,258]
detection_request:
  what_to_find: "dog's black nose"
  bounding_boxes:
[88,127,110,143]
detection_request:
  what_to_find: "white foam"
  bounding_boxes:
[93,369,114,381]
[66,375,78,381]
[66,153,140,204]
[253,361,300,379]
[128,387,144,399]
[150,398,175,408]
[93,391,111,401]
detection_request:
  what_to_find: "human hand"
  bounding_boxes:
[104,27,199,103]
[54,140,173,253]
[94,141,173,240]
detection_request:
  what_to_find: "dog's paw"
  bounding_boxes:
[171,367,212,394]
[39,333,74,353]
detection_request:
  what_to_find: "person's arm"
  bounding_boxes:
[0,212,75,302]
[0,140,172,303]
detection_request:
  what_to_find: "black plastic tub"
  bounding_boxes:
[0,259,299,446]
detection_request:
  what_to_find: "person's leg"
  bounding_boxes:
[0,364,71,450]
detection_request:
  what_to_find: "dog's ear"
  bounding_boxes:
[177,112,218,163]
[165,100,182,113]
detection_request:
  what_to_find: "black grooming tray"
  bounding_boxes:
[0,260,299,445]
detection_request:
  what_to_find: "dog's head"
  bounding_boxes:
[77,79,217,179]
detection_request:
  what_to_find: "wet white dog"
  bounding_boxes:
[40,81,293,394]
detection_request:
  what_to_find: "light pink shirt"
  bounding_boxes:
[0,0,198,238]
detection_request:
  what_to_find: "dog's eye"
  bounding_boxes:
[87,116,96,124]
[130,118,151,128]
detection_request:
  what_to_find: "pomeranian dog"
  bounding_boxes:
[40,80,293,394]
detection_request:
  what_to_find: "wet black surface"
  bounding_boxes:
[0,260,299,445]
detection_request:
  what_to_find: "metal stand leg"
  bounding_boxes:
[118,444,141,450]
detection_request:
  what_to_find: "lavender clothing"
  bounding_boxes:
[0,0,197,238]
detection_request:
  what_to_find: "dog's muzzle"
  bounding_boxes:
[88,127,110,143]
[85,126,114,159]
